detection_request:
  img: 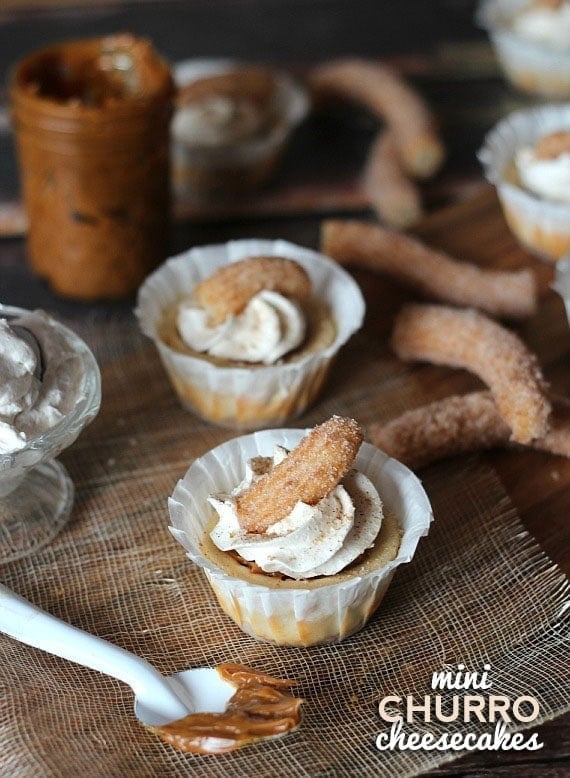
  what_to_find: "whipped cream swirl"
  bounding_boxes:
[516,145,570,203]
[0,311,84,456]
[173,96,266,147]
[177,290,306,364]
[209,445,383,579]
[0,318,40,454]
[512,2,570,51]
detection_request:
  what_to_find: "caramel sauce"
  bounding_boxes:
[148,663,303,755]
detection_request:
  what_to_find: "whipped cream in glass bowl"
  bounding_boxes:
[0,305,101,562]
[477,0,570,97]
[168,427,432,647]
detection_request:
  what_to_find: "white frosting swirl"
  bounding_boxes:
[173,96,265,147]
[516,145,570,202]
[177,290,306,364]
[0,311,84,455]
[0,318,40,454]
[209,445,384,579]
[512,2,570,51]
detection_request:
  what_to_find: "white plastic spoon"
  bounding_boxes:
[0,583,235,728]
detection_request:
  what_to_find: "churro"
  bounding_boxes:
[368,391,570,469]
[534,130,570,160]
[369,392,509,469]
[362,130,423,228]
[391,304,551,444]
[235,416,364,533]
[177,65,277,109]
[309,58,445,179]
[321,220,537,320]
[194,256,312,325]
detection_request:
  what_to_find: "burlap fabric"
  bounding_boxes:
[0,314,568,778]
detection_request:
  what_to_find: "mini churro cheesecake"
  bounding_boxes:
[479,103,570,262]
[168,417,433,647]
[136,239,365,428]
[172,60,308,196]
[478,0,570,97]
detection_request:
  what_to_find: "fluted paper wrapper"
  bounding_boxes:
[477,0,570,97]
[478,104,570,261]
[168,429,433,647]
[554,255,570,326]
[136,239,365,428]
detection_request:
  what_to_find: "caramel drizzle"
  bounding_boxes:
[148,663,303,755]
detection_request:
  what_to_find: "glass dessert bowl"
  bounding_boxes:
[168,423,433,648]
[0,305,101,562]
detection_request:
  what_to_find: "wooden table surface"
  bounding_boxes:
[0,1,568,776]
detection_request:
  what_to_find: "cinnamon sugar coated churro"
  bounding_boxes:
[194,256,312,325]
[534,130,570,160]
[321,220,537,320]
[391,304,551,444]
[369,392,510,469]
[363,131,423,228]
[309,59,445,179]
[235,416,364,533]
[368,392,570,469]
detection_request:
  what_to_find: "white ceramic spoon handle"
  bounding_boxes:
[0,583,189,722]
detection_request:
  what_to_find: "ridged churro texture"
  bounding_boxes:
[362,131,423,228]
[321,220,537,320]
[309,58,445,179]
[235,416,364,533]
[368,392,570,470]
[369,392,509,469]
[391,304,551,444]
[194,256,312,324]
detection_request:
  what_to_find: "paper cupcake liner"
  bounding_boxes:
[554,255,570,326]
[477,0,570,97]
[168,429,433,647]
[171,59,309,194]
[478,104,570,261]
[136,239,366,428]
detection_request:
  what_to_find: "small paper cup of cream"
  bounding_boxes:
[135,239,365,429]
[478,103,570,262]
[168,428,433,647]
[171,58,309,196]
[477,0,570,98]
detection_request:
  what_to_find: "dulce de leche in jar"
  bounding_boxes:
[10,35,174,300]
